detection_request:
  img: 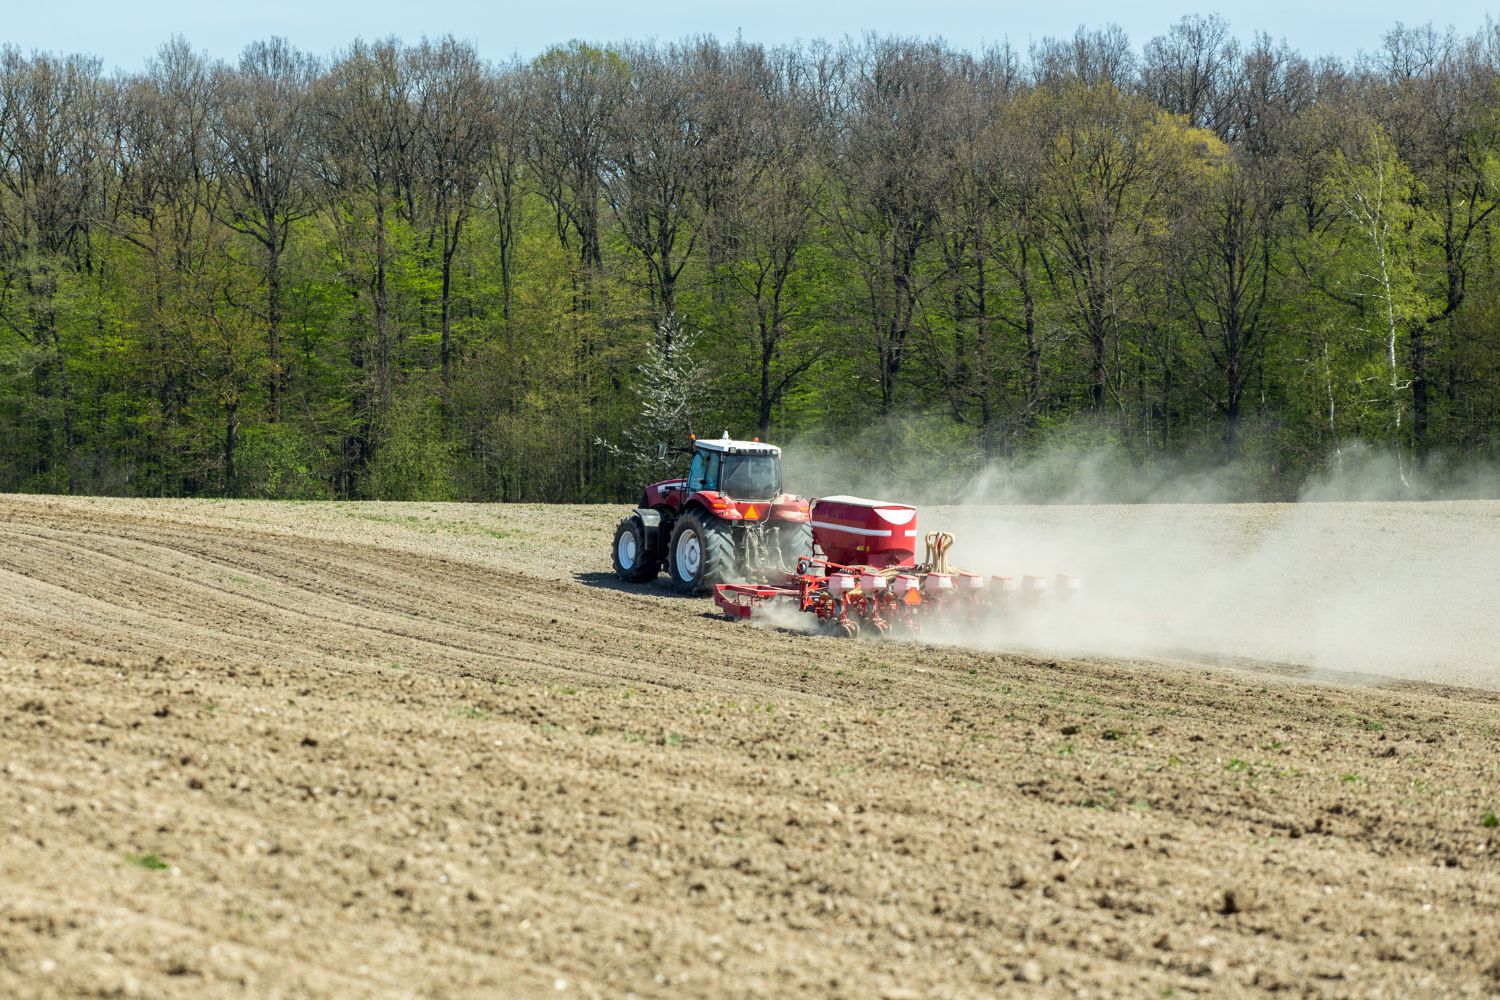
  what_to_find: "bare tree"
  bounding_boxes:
[1031,25,1137,91]
[105,41,220,490]
[313,38,414,485]
[600,40,715,349]
[482,63,526,325]
[832,37,957,413]
[1035,82,1177,413]
[1222,34,1314,159]
[931,59,1002,444]
[1140,14,1239,133]
[1167,151,1282,456]
[524,42,625,290]
[718,44,828,436]
[0,48,106,479]
[210,37,319,422]
[983,80,1052,434]
[408,36,497,389]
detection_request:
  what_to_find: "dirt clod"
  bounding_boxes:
[1220,887,1257,915]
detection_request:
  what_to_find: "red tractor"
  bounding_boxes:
[612,435,813,593]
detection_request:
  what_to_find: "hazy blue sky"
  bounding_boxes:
[5,0,1497,70]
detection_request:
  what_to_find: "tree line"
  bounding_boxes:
[3,18,1500,502]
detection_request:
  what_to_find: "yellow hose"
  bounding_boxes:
[924,531,954,575]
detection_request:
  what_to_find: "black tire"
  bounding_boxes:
[668,508,735,594]
[768,520,813,571]
[612,517,659,583]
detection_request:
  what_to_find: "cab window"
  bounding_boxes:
[720,454,779,499]
[687,451,720,492]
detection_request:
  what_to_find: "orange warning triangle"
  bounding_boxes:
[745,505,758,518]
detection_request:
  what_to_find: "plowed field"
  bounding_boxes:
[2,494,1498,998]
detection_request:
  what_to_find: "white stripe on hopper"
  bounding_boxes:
[810,520,893,538]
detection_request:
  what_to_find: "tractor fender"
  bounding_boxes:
[768,496,811,523]
[633,508,665,556]
[683,492,744,521]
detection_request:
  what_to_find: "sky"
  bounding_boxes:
[4,0,1497,71]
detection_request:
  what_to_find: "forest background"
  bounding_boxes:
[3,16,1500,503]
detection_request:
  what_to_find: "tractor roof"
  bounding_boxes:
[694,437,781,456]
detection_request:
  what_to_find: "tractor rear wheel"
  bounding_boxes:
[769,520,813,571]
[668,509,734,594]
[612,517,659,583]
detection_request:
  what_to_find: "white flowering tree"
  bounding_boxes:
[600,315,709,489]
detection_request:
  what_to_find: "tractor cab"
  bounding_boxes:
[686,437,782,500]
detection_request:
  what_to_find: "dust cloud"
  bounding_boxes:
[930,500,1500,689]
[778,437,1500,689]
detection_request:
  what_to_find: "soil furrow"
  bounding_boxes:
[3,494,1498,999]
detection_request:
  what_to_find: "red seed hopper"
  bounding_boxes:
[808,495,918,567]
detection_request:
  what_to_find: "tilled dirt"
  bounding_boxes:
[1,494,1498,998]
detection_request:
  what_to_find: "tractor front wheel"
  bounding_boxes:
[668,509,734,594]
[612,517,660,584]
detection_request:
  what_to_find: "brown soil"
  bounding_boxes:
[2,494,1498,998]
